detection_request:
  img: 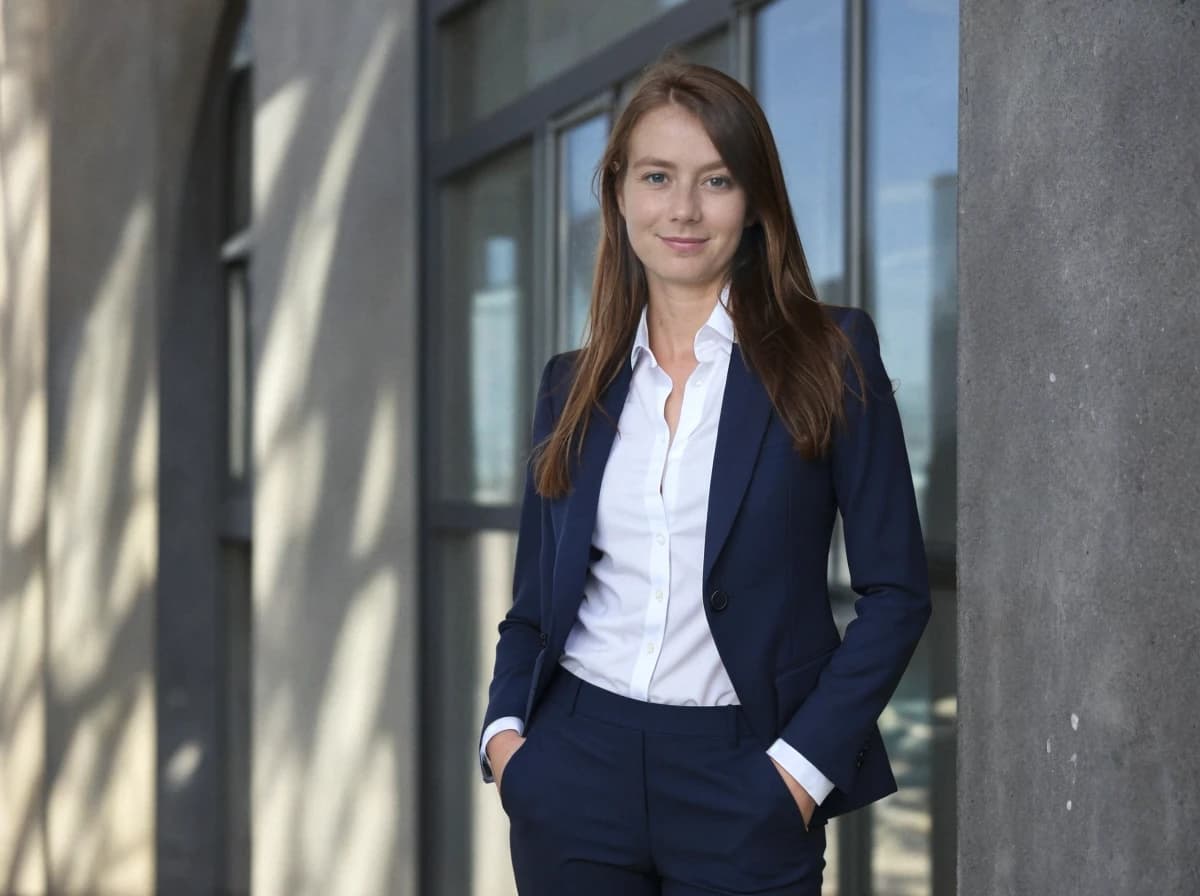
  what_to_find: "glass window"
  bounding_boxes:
[436,144,534,505]
[220,12,253,896]
[678,27,733,74]
[617,28,734,110]
[440,0,687,134]
[865,1,959,893]
[754,0,847,304]
[558,113,607,348]
[226,58,251,239]
[424,531,520,896]
[225,264,251,485]
[866,0,959,550]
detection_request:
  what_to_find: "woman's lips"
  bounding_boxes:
[659,236,708,254]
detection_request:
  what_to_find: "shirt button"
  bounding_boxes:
[655,589,664,601]
[656,533,666,545]
[646,643,655,655]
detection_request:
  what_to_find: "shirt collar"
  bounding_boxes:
[630,282,736,369]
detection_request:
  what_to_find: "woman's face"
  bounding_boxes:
[618,104,749,300]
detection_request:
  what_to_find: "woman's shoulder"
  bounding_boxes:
[820,304,879,347]
[534,350,583,409]
[541,350,582,385]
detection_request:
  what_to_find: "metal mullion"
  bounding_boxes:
[836,2,875,894]
[733,3,754,88]
[847,0,867,313]
[427,502,522,532]
[430,0,479,24]
[530,124,550,435]
[221,230,253,263]
[428,0,732,180]
[218,495,253,543]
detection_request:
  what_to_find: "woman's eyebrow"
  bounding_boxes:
[629,156,728,173]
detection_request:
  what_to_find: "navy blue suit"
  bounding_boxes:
[482,306,931,890]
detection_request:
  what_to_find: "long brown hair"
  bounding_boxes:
[535,58,864,498]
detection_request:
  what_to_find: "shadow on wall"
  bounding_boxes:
[0,1,51,892]
[243,5,416,896]
[6,2,416,895]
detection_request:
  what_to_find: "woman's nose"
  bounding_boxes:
[669,186,701,223]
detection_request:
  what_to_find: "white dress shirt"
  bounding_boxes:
[483,289,834,806]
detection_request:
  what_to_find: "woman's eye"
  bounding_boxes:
[644,172,667,184]
[708,175,731,188]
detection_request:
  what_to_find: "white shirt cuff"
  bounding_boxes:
[480,717,524,780]
[766,738,835,805]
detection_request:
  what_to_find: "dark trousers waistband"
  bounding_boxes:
[540,666,757,744]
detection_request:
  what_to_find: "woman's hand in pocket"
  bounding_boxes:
[487,730,527,793]
[769,756,816,828]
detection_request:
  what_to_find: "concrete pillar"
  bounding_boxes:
[958,2,1200,893]
[250,1,420,894]
[42,1,161,890]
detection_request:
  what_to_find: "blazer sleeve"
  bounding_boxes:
[478,355,560,780]
[777,307,932,795]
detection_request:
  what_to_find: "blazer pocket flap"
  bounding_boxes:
[774,646,838,721]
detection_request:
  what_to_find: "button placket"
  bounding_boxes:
[630,368,672,702]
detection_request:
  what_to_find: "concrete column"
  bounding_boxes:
[42,1,161,891]
[0,2,50,892]
[959,3,1200,893]
[250,1,419,894]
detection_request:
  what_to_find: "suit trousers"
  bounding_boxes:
[500,669,826,896]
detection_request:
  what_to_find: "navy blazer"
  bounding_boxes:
[481,306,931,824]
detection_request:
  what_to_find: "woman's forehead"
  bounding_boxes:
[626,105,724,167]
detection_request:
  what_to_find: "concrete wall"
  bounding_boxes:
[0,2,50,892]
[0,1,227,892]
[958,2,1200,893]
[43,2,161,890]
[250,1,420,894]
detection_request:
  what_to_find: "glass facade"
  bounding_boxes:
[220,8,253,894]
[755,0,847,305]
[424,2,958,893]
[436,144,534,506]
[558,114,607,347]
[440,0,687,134]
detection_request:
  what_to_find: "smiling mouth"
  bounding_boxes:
[659,236,708,252]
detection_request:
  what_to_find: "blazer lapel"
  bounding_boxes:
[703,344,773,584]
[549,358,633,640]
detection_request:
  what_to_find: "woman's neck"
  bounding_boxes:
[645,280,725,365]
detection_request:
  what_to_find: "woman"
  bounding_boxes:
[479,59,930,896]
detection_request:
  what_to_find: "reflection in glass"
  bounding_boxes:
[441,0,686,134]
[226,64,251,239]
[755,0,846,304]
[679,28,732,75]
[438,144,533,504]
[616,28,733,114]
[866,1,959,893]
[226,264,251,484]
[559,114,607,348]
[426,531,519,896]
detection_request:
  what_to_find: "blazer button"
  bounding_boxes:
[709,590,729,612]
[539,632,548,647]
